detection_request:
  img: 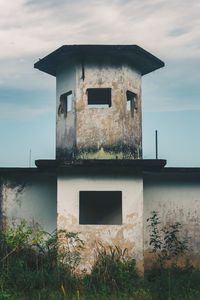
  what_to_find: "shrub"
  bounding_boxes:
[0,218,199,300]
[147,211,189,265]
[146,211,200,300]
[0,221,84,296]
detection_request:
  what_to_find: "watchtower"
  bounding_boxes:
[34,45,165,271]
[34,45,164,161]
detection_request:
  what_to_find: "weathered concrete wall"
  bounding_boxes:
[57,172,143,271]
[0,170,57,233]
[55,60,142,161]
[143,171,200,268]
[76,63,142,159]
[56,62,76,160]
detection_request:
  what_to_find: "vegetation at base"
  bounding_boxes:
[0,213,200,300]
[147,210,190,265]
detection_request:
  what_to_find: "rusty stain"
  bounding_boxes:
[144,248,200,270]
[58,214,78,227]
[57,221,142,271]
[57,175,144,272]
[127,212,138,219]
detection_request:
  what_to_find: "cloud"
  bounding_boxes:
[0,0,200,114]
[0,0,199,59]
[0,57,55,90]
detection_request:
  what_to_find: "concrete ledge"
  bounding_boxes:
[35,159,167,174]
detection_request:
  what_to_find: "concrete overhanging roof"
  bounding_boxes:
[35,159,167,174]
[2,164,200,176]
[34,45,165,76]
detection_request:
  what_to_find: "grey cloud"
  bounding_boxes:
[25,0,66,9]
[0,56,55,90]
[1,0,200,114]
[169,28,189,37]
[1,0,200,60]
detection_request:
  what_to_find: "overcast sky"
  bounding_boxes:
[0,0,200,167]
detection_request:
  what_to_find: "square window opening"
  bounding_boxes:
[59,91,72,116]
[87,88,111,108]
[79,191,122,225]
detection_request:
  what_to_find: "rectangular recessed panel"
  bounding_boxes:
[79,191,122,225]
[87,88,111,107]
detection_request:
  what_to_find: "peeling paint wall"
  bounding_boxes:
[76,63,142,159]
[143,172,200,268]
[0,171,57,233]
[57,173,144,271]
[56,62,76,160]
[56,60,142,161]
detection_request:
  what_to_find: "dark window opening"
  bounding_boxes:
[126,90,138,116]
[87,88,111,108]
[79,191,122,225]
[58,91,72,117]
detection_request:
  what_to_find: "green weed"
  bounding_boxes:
[147,210,189,266]
[0,217,199,300]
[83,244,139,295]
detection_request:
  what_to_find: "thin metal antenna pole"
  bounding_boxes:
[155,130,158,159]
[29,149,31,167]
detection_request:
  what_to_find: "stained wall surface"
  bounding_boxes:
[56,61,142,160]
[1,167,200,270]
[0,170,57,233]
[57,173,144,271]
[56,62,76,160]
[143,171,200,268]
[76,63,142,159]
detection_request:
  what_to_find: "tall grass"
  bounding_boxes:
[0,218,200,300]
[83,244,139,296]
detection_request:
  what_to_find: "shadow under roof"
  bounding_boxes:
[34,45,164,76]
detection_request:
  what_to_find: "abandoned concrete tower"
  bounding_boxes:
[34,45,164,161]
[34,45,165,270]
[1,45,200,271]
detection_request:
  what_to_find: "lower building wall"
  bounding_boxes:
[57,173,144,272]
[143,171,200,269]
[2,167,199,271]
[0,170,57,233]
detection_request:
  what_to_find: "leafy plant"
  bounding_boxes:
[161,222,189,261]
[146,211,194,300]
[147,211,189,264]
[58,230,84,271]
[0,221,84,296]
[147,211,162,253]
[0,218,199,300]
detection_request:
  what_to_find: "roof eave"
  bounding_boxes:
[34,45,164,77]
